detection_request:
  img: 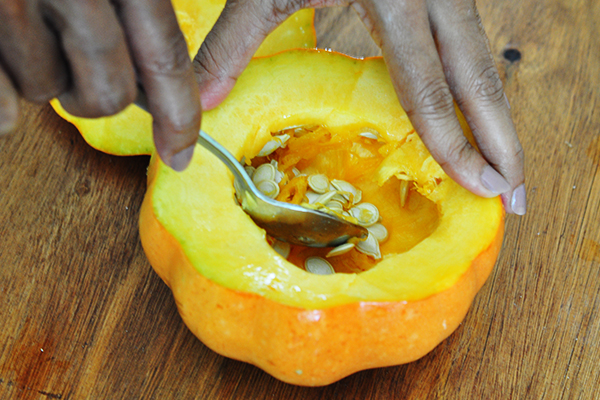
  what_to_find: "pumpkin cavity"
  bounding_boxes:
[247,125,440,275]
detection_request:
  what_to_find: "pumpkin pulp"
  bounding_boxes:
[252,125,440,274]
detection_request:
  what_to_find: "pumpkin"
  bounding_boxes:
[139,49,504,386]
[49,0,315,155]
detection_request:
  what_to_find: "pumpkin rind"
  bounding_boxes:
[50,2,315,156]
[139,49,505,385]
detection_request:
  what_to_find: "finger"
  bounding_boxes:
[354,0,510,199]
[43,0,137,118]
[0,67,19,135]
[0,0,68,102]
[194,0,318,110]
[115,0,200,171]
[194,0,281,110]
[428,0,525,214]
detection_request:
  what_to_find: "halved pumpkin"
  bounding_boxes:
[139,49,504,386]
[49,1,315,155]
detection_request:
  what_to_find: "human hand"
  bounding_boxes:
[193,0,526,215]
[0,0,200,171]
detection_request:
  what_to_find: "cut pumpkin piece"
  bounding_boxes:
[50,2,315,156]
[139,49,505,386]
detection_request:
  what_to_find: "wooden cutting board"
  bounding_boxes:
[1,1,599,398]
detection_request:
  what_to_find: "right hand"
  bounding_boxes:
[0,0,201,171]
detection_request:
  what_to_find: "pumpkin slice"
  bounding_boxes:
[50,2,315,156]
[139,49,504,386]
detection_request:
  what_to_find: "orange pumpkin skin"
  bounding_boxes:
[140,157,504,386]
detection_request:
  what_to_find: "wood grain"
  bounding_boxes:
[1,1,599,398]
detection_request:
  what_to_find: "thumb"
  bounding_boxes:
[193,0,302,110]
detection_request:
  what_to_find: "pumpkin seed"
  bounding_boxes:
[257,134,291,157]
[400,179,410,207]
[256,180,280,199]
[324,200,344,212]
[349,202,380,227]
[252,163,276,184]
[330,192,349,207]
[275,172,284,184]
[269,160,284,183]
[326,243,355,258]
[367,223,388,242]
[308,174,329,194]
[278,134,291,147]
[281,124,303,131]
[271,239,291,259]
[331,179,362,204]
[305,257,335,275]
[356,233,382,259]
[257,140,280,157]
[359,131,379,140]
[314,190,337,205]
[304,190,321,204]
[292,126,317,136]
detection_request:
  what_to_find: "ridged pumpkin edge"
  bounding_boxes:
[139,158,505,386]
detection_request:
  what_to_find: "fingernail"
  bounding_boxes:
[481,165,511,195]
[511,184,527,215]
[169,144,195,172]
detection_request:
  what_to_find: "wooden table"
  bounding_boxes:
[1,1,599,398]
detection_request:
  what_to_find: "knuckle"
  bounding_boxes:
[409,76,456,122]
[142,37,191,78]
[83,38,122,61]
[62,13,126,60]
[468,63,505,104]
[18,69,69,103]
[267,0,305,24]
[22,64,69,103]
[163,107,201,136]
[194,35,239,91]
[84,88,134,117]
[438,138,473,170]
[194,37,225,81]
[25,86,63,103]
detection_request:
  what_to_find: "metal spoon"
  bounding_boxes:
[197,130,367,247]
[134,89,367,247]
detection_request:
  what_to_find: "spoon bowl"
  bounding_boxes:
[197,130,368,247]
